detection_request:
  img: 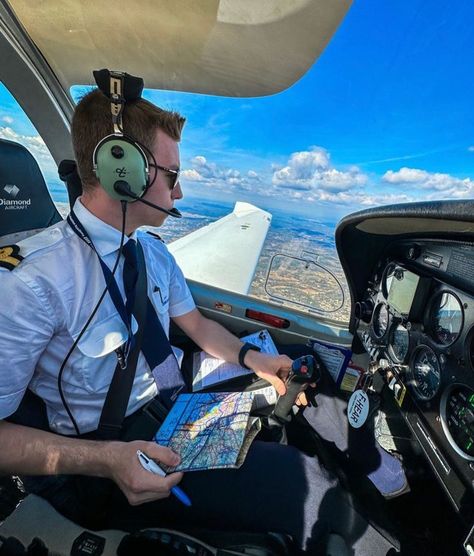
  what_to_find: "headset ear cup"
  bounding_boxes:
[93,136,149,201]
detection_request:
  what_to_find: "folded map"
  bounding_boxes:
[155,391,261,472]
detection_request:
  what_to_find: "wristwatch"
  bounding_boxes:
[238,342,261,370]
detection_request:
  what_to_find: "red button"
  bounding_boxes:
[301,365,308,374]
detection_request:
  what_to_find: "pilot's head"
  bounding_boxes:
[72,89,185,194]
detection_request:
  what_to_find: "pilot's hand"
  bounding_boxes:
[105,440,183,506]
[244,350,293,395]
[295,383,317,406]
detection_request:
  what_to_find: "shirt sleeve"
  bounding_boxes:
[167,252,196,318]
[0,270,55,419]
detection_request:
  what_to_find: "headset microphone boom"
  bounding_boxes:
[114,180,182,218]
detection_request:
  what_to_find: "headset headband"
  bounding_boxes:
[93,69,144,134]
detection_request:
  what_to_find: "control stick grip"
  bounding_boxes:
[273,355,317,422]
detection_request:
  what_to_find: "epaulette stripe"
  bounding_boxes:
[0,245,23,270]
[145,230,165,243]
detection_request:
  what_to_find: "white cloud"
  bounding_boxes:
[192,155,207,167]
[183,149,474,211]
[383,167,428,183]
[181,169,204,181]
[272,146,367,194]
[1,116,13,125]
[0,126,58,184]
[0,127,56,178]
[183,155,258,191]
[382,166,474,197]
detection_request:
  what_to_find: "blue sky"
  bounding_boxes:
[1,0,474,222]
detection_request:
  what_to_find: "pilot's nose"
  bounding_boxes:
[172,181,183,200]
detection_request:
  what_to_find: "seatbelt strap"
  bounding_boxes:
[95,241,148,440]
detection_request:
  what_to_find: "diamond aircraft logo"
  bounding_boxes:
[3,184,20,198]
[0,184,31,209]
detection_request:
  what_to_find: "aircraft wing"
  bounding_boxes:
[168,202,271,295]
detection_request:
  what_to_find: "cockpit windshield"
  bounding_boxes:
[2,0,473,324]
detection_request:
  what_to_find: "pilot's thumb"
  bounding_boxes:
[144,441,181,467]
[271,375,287,397]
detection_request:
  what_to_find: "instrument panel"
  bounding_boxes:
[355,239,474,517]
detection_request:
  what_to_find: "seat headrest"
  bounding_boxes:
[0,138,62,238]
[58,159,83,209]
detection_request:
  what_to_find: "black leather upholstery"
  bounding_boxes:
[0,138,62,238]
[58,159,82,209]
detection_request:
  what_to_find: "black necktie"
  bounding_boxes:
[122,239,186,408]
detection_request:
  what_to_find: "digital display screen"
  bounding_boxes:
[387,268,420,315]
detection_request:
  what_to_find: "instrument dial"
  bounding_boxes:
[441,385,474,460]
[389,324,410,363]
[372,303,390,339]
[429,291,463,346]
[409,346,441,401]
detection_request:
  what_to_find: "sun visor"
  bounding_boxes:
[7,0,351,97]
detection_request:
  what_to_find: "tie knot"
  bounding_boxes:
[122,239,138,267]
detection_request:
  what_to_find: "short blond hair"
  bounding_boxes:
[72,89,185,191]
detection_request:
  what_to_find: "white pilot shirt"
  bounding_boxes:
[0,199,196,435]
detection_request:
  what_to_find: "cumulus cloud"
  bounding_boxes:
[0,126,51,162]
[382,166,474,197]
[182,149,474,210]
[182,155,260,191]
[0,126,57,180]
[1,116,13,124]
[272,147,367,194]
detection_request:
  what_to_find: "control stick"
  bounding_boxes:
[273,355,319,422]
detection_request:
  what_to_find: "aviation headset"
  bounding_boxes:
[91,69,182,218]
[92,69,151,203]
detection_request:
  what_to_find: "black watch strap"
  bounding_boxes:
[238,342,261,370]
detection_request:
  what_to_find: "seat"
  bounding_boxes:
[58,159,82,209]
[0,138,62,246]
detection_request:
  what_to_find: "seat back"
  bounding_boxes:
[0,138,62,246]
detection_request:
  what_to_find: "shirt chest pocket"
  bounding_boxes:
[74,313,138,393]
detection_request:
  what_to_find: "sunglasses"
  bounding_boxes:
[149,163,180,190]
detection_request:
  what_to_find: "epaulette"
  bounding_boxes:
[0,245,23,270]
[146,230,165,243]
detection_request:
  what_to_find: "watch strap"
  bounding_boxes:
[238,342,261,370]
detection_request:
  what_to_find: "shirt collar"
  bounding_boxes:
[72,198,137,257]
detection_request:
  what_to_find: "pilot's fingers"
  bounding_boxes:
[258,370,287,396]
[276,355,293,375]
[137,469,184,492]
[141,441,181,468]
[127,472,184,506]
[296,391,309,406]
[272,375,287,396]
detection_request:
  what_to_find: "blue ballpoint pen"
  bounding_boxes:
[136,450,192,507]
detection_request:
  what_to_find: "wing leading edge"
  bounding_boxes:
[168,202,271,295]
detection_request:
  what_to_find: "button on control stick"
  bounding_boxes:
[273,355,319,422]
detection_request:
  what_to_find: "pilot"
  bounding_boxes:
[0,75,398,554]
